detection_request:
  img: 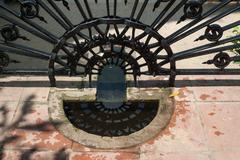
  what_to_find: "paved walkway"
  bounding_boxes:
[0,75,240,160]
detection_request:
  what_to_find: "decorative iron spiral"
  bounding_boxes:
[0,0,239,86]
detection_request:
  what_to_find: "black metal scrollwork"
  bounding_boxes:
[213,52,231,70]
[205,24,223,42]
[1,24,29,42]
[0,52,10,68]
[203,52,231,70]
[20,0,47,23]
[196,24,223,42]
[178,0,203,23]
[0,0,239,87]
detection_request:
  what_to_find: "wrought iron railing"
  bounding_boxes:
[0,0,239,87]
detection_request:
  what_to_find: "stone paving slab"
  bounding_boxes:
[140,152,210,160]
[2,102,71,151]
[0,75,240,160]
[197,102,240,151]
[0,101,18,134]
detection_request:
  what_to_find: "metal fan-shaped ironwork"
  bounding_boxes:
[0,0,239,87]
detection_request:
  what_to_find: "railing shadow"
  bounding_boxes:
[0,95,68,160]
[0,78,240,89]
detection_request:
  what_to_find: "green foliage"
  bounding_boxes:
[232,26,240,53]
[232,26,240,63]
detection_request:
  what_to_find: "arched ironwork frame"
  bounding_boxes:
[0,0,239,87]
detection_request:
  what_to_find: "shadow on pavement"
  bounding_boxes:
[0,78,240,88]
[0,95,67,160]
